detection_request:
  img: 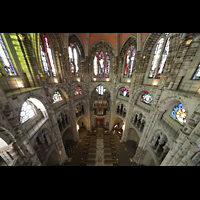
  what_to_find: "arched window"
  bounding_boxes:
[68,43,79,76]
[123,46,136,78]
[148,33,170,79]
[20,101,36,124]
[192,62,200,80]
[141,91,153,106]
[74,87,82,96]
[0,33,17,76]
[53,91,63,103]
[171,103,186,126]
[120,87,129,97]
[40,34,56,77]
[93,50,110,78]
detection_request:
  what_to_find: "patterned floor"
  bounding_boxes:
[65,127,137,166]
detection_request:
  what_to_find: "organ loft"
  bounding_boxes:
[0,33,200,166]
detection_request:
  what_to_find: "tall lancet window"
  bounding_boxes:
[40,34,56,77]
[148,33,170,79]
[93,50,110,78]
[68,43,79,76]
[123,46,136,78]
[0,33,17,76]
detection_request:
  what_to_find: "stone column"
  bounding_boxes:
[137,33,142,52]
[160,132,187,166]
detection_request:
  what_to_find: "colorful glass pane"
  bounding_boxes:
[43,35,56,77]
[0,34,17,76]
[73,48,79,74]
[141,92,153,106]
[40,41,50,76]
[74,87,82,96]
[20,101,35,124]
[99,50,104,78]
[94,55,98,77]
[68,44,79,76]
[120,87,129,97]
[192,62,200,80]
[53,91,63,103]
[124,46,136,78]
[148,38,164,78]
[105,56,110,78]
[156,37,170,79]
[170,103,186,125]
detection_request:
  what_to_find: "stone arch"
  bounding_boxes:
[157,96,189,117]
[77,116,88,130]
[89,39,116,58]
[0,125,16,144]
[18,96,48,124]
[69,33,85,59]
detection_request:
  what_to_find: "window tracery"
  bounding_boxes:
[141,92,153,106]
[171,103,186,126]
[74,87,82,96]
[20,101,36,124]
[0,33,17,76]
[93,50,110,78]
[123,46,136,78]
[68,43,79,76]
[53,91,63,103]
[120,87,129,97]
[148,33,170,79]
[40,34,56,77]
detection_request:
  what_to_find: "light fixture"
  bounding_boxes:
[94,78,96,81]
[152,81,158,86]
[127,80,131,83]
[77,124,80,131]
[17,81,24,88]
[77,78,80,82]
[106,78,109,82]
[54,79,58,83]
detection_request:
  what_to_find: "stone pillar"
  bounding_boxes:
[137,33,142,52]
[160,132,187,166]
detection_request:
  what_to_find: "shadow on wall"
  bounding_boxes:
[46,150,59,166]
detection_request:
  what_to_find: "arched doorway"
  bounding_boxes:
[126,128,140,156]
[77,116,88,139]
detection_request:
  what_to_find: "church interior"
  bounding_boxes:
[0,33,200,166]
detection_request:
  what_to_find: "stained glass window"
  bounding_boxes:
[20,101,35,124]
[124,46,136,78]
[192,62,200,80]
[120,87,129,97]
[96,85,106,95]
[40,40,50,76]
[141,92,153,106]
[40,34,56,77]
[74,87,82,96]
[94,55,98,77]
[148,33,170,79]
[68,44,79,76]
[171,103,186,126]
[156,37,170,79]
[105,56,110,78]
[93,50,110,78]
[0,34,17,76]
[53,91,63,103]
